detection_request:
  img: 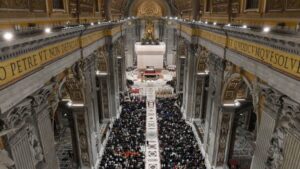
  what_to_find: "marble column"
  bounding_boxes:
[125,20,139,68]
[117,56,126,92]
[97,75,110,121]
[96,48,111,121]
[182,44,198,120]
[203,54,225,167]
[250,85,284,169]
[0,84,60,169]
[163,22,176,66]
[65,57,100,169]
[104,0,111,20]
[175,54,185,94]
[82,55,100,166]
[192,0,200,20]
[107,44,120,118]
[194,76,206,120]
[181,47,189,115]
[31,85,60,169]
[259,86,300,169]
[176,39,187,107]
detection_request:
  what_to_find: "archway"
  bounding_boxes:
[53,80,80,169]
[128,0,171,17]
[222,74,257,169]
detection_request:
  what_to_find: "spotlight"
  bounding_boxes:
[96,70,108,76]
[3,32,13,41]
[205,21,208,24]
[67,101,72,107]
[213,22,217,25]
[263,27,271,33]
[90,22,94,26]
[226,23,231,27]
[234,100,241,107]
[242,25,247,29]
[44,27,51,34]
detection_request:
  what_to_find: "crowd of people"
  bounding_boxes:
[99,97,146,169]
[155,86,174,98]
[157,98,206,169]
[100,93,206,169]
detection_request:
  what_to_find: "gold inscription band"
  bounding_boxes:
[0,27,121,88]
[179,24,300,79]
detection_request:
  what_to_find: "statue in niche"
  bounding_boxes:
[145,20,154,39]
[142,20,159,45]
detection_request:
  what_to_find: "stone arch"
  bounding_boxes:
[97,48,108,72]
[128,0,171,17]
[221,73,259,169]
[195,46,209,73]
[221,73,254,106]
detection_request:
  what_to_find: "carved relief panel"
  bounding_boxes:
[137,1,163,17]
[212,0,228,13]
[267,0,284,11]
[0,0,29,9]
[216,111,232,166]
[197,47,209,72]
[31,0,46,11]
[97,48,108,72]
[77,111,90,166]
[286,0,300,10]
[174,0,192,19]
[267,0,300,11]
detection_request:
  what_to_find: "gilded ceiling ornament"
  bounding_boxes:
[137,1,162,17]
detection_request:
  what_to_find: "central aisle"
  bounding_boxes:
[145,86,161,169]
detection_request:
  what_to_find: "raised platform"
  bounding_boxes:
[135,42,166,69]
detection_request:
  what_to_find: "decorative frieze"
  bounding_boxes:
[216,108,233,166]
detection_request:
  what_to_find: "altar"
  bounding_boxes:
[135,42,166,69]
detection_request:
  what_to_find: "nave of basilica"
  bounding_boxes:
[0,0,300,169]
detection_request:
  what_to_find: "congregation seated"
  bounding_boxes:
[157,98,206,169]
[156,87,174,98]
[99,98,146,169]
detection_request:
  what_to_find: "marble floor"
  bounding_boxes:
[145,86,161,169]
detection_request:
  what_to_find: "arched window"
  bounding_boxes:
[95,0,99,12]
[246,0,259,9]
[205,0,211,12]
[53,0,64,10]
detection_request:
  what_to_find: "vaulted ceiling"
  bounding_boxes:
[106,0,194,19]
